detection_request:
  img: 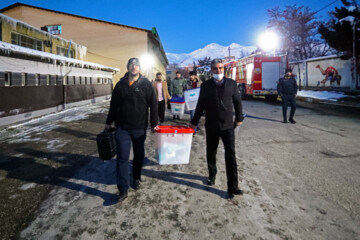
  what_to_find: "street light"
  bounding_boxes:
[258,31,279,55]
[141,54,154,78]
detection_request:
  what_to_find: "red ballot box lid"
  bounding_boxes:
[155,125,195,134]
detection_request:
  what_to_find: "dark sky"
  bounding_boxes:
[0,0,344,53]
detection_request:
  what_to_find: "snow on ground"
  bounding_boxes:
[0,100,109,144]
[19,183,37,191]
[297,90,347,101]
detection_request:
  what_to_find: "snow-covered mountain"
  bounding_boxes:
[166,43,257,66]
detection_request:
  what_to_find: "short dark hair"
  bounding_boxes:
[211,58,223,66]
[285,68,292,73]
[189,71,197,76]
[156,72,162,76]
[176,71,180,74]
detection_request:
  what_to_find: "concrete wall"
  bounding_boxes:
[306,57,352,88]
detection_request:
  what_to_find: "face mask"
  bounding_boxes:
[213,73,224,80]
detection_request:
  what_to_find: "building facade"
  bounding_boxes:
[0,13,119,126]
[0,3,168,84]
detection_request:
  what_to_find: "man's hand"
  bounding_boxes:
[189,123,196,129]
[151,126,158,133]
[105,124,111,131]
[235,122,243,127]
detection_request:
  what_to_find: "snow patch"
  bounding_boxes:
[297,90,347,100]
[47,139,67,151]
[19,183,37,191]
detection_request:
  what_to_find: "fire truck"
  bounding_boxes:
[225,54,287,101]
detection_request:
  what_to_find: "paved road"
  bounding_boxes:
[0,99,359,239]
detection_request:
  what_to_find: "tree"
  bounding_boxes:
[197,56,212,67]
[267,5,332,61]
[318,0,359,60]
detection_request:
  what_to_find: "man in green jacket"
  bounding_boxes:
[170,71,187,120]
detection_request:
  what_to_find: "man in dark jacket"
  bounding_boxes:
[189,59,244,196]
[105,57,158,202]
[277,68,298,124]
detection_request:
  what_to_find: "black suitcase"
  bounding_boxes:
[96,128,116,160]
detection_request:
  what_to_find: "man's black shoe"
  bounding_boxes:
[289,118,296,124]
[228,188,244,195]
[173,115,176,120]
[177,115,180,120]
[118,191,128,202]
[134,179,141,190]
[283,120,288,123]
[207,178,215,186]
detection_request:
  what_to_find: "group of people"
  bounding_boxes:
[105,57,297,203]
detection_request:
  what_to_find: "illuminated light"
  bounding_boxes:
[140,54,154,69]
[258,31,279,51]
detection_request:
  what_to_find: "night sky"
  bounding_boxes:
[0,0,344,53]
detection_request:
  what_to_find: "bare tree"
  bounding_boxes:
[267,5,333,61]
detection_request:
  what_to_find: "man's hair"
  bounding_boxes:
[156,72,162,76]
[285,68,292,73]
[176,71,180,74]
[189,71,197,76]
[211,58,223,67]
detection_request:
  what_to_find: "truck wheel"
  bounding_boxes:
[265,95,278,102]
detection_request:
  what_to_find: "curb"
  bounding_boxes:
[296,96,360,109]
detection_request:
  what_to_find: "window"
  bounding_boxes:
[57,46,74,58]
[21,73,26,86]
[41,25,62,35]
[35,74,40,86]
[46,75,50,85]
[11,33,43,51]
[97,78,102,84]
[5,72,11,86]
[104,78,108,84]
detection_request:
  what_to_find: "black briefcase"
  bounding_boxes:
[96,128,116,160]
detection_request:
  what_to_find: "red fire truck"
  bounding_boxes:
[225,54,287,101]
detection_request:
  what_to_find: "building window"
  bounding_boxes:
[35,74,40,86]
[21,73,26,86]
[56,46,74,58]
[11,32,43,51]
[97,78,102,84]
[41,25,62,35]
[5,72,11,86]
[46,75,50,85]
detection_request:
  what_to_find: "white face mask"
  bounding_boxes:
[213,73,224,80]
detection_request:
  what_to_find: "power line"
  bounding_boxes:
[313,0,339,15]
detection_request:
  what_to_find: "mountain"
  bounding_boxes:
[166,43,257,66]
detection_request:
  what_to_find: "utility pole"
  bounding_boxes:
[228,46,231,57]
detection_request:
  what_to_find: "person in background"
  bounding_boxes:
[152,72,171,124]
[277,68,298,124]
[105,57,158,202]
[170,71,187,120]
[186,70,201,135]
[189,59,244,196]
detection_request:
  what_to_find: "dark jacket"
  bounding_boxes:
[106,74,158,129]
[277,76,298,96]
[190,77,243,131]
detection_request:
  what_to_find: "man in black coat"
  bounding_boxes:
[189,59,244,196]
[277,68,298,124]
[105,57,158,202]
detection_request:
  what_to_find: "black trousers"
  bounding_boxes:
[158,100,165,122]
[281,95,296,120]
[206,127,239,190]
